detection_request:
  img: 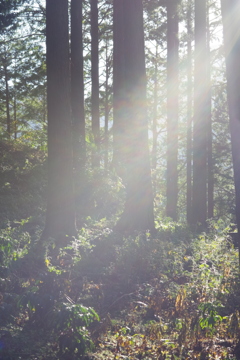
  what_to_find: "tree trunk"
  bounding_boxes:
[152,42,158,196]
[166,0,179,221]
[112,0,126,178]
[42,0,76,240]
[206,4,213,219]
[192,0,207,227]
[71,0,86,170]
[186,0,193,224]
[13,52,17,140]
[3,59,11,138]
[71,0,86,220]
[13,93,17,140]
[104,36,109,172]
[221,0,240,247]
[113,0,155,233]
[91,0,100,167]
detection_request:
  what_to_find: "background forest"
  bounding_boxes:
[0,0,240,359]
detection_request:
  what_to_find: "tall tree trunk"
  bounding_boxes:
[42,0,76,240]
[3,59,11,138]
[112,0,125,178]
[13,94,17,140]
[186,0,193,224]
[192,0,207,226]
[152,43,158,196]
[166,0,179,221]
[71,0,86,219]
[104,36,109,172]
[206,3,213,219]
[221,0,240,246]
[71,0,86,170]
[113,0,155,232]
[91,0,100,167]
[13,52,17,140]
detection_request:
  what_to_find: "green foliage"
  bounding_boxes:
[78,220,239,359]
[52,303,98,358]
[0,217,239,359]
[0,0,24,33]
[0,223,31,267]
[198,301,226,335]
[0,253,99,359]
[0,140,47,225]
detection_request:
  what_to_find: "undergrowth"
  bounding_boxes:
[0,219,239,359]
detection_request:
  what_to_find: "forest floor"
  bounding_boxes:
[0,218,239,360]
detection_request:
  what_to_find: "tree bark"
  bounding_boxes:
[206,4,213,219]
[104,35,110,172]
[113,0,155,232]
[166,0,179,221]
[3,58,11,138]
[91,0,100,167]
[152,42,158,197]
[42,0,76,240]
[221,0,240,247]
[71,0,86,170]
[192,0,208,226]
[112,0,125,177]
[13,93,17,140]
[71,0,86,220]
[13,52,17,140]
[186,0,193,224]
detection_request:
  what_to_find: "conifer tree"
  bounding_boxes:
[71,0,86,220]
[166,0,179,220]
[91,0,100,167]
[113,0,155,232]
[42,0,76,240]
[221,0,240,243]
[192,0,208,226]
